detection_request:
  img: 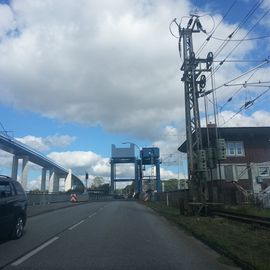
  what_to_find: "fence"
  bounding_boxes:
[262,193,270,208]
[155,190,190,208]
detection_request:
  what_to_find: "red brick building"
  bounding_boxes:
[179,126,270,203]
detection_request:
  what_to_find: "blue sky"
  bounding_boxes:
[0,0,270,190]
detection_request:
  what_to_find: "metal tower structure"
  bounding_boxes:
[141,147,161,193]
[178,15,213,202]
[110,144,140,194]
[110,143,161,195]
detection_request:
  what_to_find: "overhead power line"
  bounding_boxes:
[219,67,260,111]
[209,4,269,81]
[213,59,268,63]
[224,81,270,87]
[221,88,270,126]
[208,34,270,42]
[212,0,264,60]
[202,57,270,97]
[196,0,237,57]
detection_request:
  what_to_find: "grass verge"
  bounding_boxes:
[143,201,270,270]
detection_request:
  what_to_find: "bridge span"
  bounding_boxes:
[0,133,84,192]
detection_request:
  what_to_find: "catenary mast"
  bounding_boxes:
[178,15,213,202]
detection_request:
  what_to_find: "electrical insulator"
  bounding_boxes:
[217,139,226,160]
[206,148,217,169]
[206,52,213,69]
[197,150,207,171]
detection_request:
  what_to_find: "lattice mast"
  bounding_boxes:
[178,15,213,201]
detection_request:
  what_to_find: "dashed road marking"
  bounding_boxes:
[68,220,85,230]
[11,236,59,266]
[10,208,101,267]
[88,212,97,218]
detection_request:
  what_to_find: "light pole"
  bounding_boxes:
[122,142,142,193]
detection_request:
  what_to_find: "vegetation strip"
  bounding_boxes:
[210,210,270,228]
[143,201,270,270]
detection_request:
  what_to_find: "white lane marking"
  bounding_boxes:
[11,236,59,266]
[88,212,97,218]
[68,220,85,230]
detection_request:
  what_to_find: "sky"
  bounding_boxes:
[0,0,270,190]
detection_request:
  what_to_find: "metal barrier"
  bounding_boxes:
[155,190,190,208]
[27,193,112,206]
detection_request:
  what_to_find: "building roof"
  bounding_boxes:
[178,126,270,153]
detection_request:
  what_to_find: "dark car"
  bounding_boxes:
[0,176,27,240]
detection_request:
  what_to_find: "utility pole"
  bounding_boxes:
[177,15,213,202]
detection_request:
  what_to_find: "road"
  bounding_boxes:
[0,201,239,270]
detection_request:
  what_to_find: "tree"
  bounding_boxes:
[99,183,110,194]
[123,182,135,196]
[91,176,104,188]
[163,178,179,191]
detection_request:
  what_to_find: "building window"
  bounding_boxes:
[258,167,269,177]
[236,165,248,179]
[226,141,245,156]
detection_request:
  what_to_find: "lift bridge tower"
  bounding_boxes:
[177,15,213,202]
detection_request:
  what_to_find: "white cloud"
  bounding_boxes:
[0,4,15,39]
[0,0,263,139]
[160,168,180,180]
[218,110,270,127]
[16,134,76,151]
[47,150,110,177]
[27,178,41,191]
[47,148,182,185]
[0,149,12,167]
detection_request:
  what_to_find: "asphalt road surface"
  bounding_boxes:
[0,201,240,270]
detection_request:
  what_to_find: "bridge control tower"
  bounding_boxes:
[110,144,161,194]
[110,144,139,193]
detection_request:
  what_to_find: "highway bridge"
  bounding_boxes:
[0,133,84,192]
[0,200,239,270]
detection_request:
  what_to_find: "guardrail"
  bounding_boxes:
[27,193,112,205]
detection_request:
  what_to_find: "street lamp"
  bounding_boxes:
[122,142,140,152]
[122,142,142,193]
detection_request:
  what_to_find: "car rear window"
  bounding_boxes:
[12,181,25,195]
[0,181,12,198]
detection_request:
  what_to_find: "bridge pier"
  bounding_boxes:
[156,160,161,192]
[49,171,55,192]
[11,155,19,181]
[41,168,47,191]
[134,160,139,193]
[21,156,29,190]
[53,174,60,192]
[110,162,115,193]
[64,169,73,191]
[49,171,61,192]
[11,155,29,190]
